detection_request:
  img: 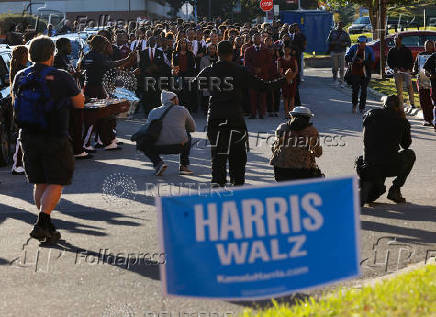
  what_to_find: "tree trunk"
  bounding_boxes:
[369,4,378,40]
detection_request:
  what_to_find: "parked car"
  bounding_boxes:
[0,45,13,166]
[348,16,372,34]
[367,30,436,71]
[50,34,89,68]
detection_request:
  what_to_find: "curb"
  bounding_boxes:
[350,261,435,290]
[367,87,424,118]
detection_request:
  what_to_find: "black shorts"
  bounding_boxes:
[20,132,75,186]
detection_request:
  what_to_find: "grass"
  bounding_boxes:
[303,52,330,58]
[242,264,436,317]
[368,77,420,107]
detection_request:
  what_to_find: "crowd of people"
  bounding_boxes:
[3,16,435,243]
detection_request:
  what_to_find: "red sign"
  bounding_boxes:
[260,0,274,12]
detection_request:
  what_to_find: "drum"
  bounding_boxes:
[84,99,130,125]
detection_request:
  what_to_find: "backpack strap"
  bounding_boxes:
[160,104,174,120]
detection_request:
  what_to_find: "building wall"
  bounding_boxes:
[0,0,170,19]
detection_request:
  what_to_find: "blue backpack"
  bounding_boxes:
[13,66,57,132]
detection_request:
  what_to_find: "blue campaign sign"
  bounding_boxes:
[157,176,360,300]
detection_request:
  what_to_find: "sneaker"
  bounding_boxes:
[340,82,345,88]
[180,165,193,175]
[268,113,274,117]
[387,186,406,204]
[154,162,167,176]
[84,145,96,153]
[30,221,61,243]
[74,152,93,160]
[423,121,433,127]
[104,142,121,151]
[11,166,25,175]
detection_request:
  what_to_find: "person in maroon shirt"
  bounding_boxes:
[244,33,271,119]
[278,45,298,118]
[172,39,196,112]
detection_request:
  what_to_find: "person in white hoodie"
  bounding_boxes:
[142,90,196,176]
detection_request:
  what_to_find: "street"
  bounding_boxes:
[0,68,435,316]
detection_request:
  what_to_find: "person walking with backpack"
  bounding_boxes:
[327,21,351,87]
[12,36,85,243]
[345,35,375,113]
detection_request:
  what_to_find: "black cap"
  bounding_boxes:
[217,40,233,57]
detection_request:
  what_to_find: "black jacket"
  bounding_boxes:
[196,60,286,129]
[387,45,413,71]
[363,107,411,166]
[423,52,436,77]
[139,47,170,77]
[172,51,196,76]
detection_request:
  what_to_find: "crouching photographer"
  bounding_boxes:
[270,107,323,182]
[132,90,196,176]
[357,95,416,206]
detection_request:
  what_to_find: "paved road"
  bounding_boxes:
[1,68,435,316]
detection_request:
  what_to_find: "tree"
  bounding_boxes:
[328,0,414,78]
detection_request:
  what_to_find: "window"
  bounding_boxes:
[354,17,370,25]
[401,36,420,47]
[0,54,9,77]
[424,35,436,43]
[0,53,11,74]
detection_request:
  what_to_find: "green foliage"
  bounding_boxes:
[0,13,47,34]
[243,265,436,316]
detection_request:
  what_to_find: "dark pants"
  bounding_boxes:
[83,84,115,147]
[70,108,85,155]
[266,89,280,113]
[207,126,247,187]
[273,88,281,113]
[274,166,322,182]
[141,134,191,167]
[242,88,251,114]
[249,90,266,116]
[351,75,370,110]
[359,149,416,202]
[418,88,433,124]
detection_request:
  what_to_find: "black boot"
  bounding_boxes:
[360,181,372,207]
[387,186,406,204]
[29,212,61,243]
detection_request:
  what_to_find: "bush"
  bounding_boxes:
[0,13,47,34]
